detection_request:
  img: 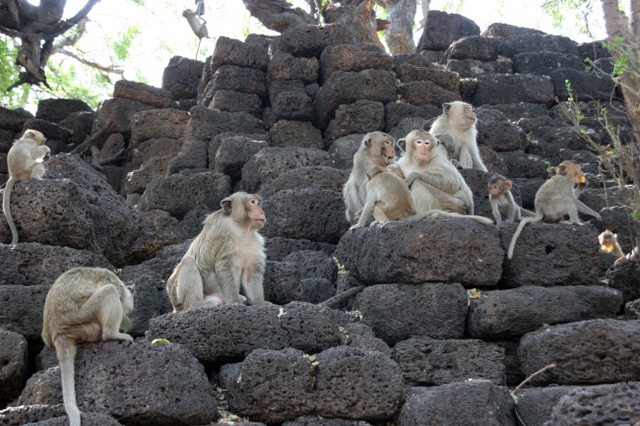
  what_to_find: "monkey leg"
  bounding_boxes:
[80,284,133,342]
[54,337,81,426]
[215,260,246,304]
[173,255,209,311]
[372,205,390,223]
[30,162,45,180]
[411,181,465,214]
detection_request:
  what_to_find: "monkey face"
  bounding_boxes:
[488,177,511,196]
[463,103,477,124]
[411,135,435,163]
[488,183,503,196]
[381,143,395,166]
[247,197,266,228]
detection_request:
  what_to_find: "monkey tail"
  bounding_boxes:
[520,208,536,217]
[507,215,541,260]
[413,209,494,224]
[54,336,82,426]
[2,177,18,244]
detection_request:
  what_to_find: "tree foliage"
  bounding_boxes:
[0,0,100,89]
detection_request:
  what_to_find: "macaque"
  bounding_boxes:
[394,129,475,215]
[3,129,49,244]
[507,160,602,259]
[598,230,624,258]
[343,131,396,224]
[183,8,208,59]
[615,245,639,264]
[350,166,414,229]
[488,174,531,224]
[429,101,488,172]
[167,192,266,312]
[549,166,588,197]
[42,267,134,426]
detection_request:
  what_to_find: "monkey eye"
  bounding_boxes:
[415,139,425,144]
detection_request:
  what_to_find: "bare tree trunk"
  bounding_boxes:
[601,0,640,140]
[322,0,385,49]
[385,0,416,54]
[241,0,317,33]
[0,0,99,88]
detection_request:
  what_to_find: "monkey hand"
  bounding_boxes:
[405,172,418,187]
[450,159,463,169]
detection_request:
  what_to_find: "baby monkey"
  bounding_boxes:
[3,129,50,244]
[488,174,531,224]
[42,267,134,426]
[598,229,624,258]
[507,160,602,259]
[349,166,414,229]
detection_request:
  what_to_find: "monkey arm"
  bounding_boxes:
[241,261,266,305]
[457,147,474,169]
[574,198,602,221]
[35,145,51,160]
[459,145,488,172]
[343,179,365,224]
[406,170,460,194]
[490,198,502,224]
[350,199,375,229]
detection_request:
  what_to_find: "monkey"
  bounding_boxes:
[488,174,533,224]
[507,160,602,259]
[2,129,50,245]
[167,192,267,312]
[548,165,588,197]
[351,163,492,229]
[343,131,396,224]
[42,267,134,426]
[394,129,475,215]
[428,101,488,172]
[615,245,640,264]
[598,230,624,258]
[182,8,208,59]
[349,166,414,229]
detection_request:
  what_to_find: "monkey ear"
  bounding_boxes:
[505,180,513,190]
[221,197,233,215]
[363,136,372,147]
[443,103,452,112]
[557,165,567,175]
[397,138,406,153]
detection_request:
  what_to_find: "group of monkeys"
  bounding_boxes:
[3,128,268,425]
[341,101,604,260]
[0,100,632,426]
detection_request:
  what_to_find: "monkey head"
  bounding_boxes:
[366,166,387,181]
[362,131,395,166]
[598,230,617,252]
[403,130,438,165]
[386,163,404,178]
[557,160,585,185]
[488,174,512,197]
[21,129,47,145]
[443,101,477,129]
[221,192,266,230]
